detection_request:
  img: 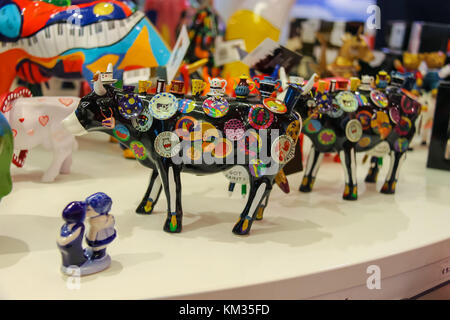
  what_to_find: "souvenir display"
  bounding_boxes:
[253,77,282,99]
[0,112,13,200]
[57,193,116,276]
[62,72,302,236]
[297,73,422,199]
[0,87,79,182]
[207,78,227,97]
[0,0,171,94]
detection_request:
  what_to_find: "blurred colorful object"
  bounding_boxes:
[218,0,295,77]
[0,112,13,200]
[185,1,224,77]
[0,0,171,94]
[144,0,189,47]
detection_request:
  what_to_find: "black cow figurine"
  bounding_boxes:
[295,73,421,200]
[63,73,304,235]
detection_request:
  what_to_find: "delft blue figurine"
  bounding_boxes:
[56,193,116,276]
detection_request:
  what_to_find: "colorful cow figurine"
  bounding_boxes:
[0,87,80,182]
[296,73,421,199]
[0,112,13,200]
[63,74,303,235]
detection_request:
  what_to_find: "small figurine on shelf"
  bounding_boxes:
[57,193,116,276]
[84,193,116,262]
[375,70,390,89]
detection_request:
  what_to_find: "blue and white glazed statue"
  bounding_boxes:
[57,193,116,276]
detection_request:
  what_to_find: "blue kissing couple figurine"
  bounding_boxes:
[57,192,116,276]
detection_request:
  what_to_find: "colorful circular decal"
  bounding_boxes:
[118,94,143,119]
[400,95,419,115]
[175,116,198,140]
[370,90,389,108]
[286,119,301,142]
[345,119,363,142]
[335,91,358,112]
[130,141,147,160]
[248,104,274,130]
[154,131,181,158]
[357,136,371,148]
[355,92,368,107]
[178,99,196,113]
[394,138,409,152]
[303,118,322,134]
[202,97,229,118]
[317,128,336,146]
[224,166,250,184]
[394,116,412,136]
[112,124,130,142]
[356,110,372,130]
[237,130,262,157]
[212,138,233,158]
[224,119,245,141]
[389,107,401,124]
[263,97,287,114]
[131,108,153,132]
[249,159,267,178]
[370,111,392,139]
[327,106,344,118]
[271,135,295,164]
[149,93,178,120]
[316,93,331,111]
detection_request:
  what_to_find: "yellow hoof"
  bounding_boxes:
[123,149,135,159]
[144,201,153,213]
[256,207,264,220]
[109,136,118,143]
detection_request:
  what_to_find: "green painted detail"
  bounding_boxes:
[0,114,13,199]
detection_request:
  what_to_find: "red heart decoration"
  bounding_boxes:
[39,115,49,127]
[12,129,17,137]
[19,118,24,123]
[58,98,74,107]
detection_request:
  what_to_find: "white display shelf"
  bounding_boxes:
[0,133,449,299]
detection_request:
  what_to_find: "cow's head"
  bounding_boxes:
[63,72,118,135]
[293,73,317,119]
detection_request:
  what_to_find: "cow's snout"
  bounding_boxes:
[62,111,87,136]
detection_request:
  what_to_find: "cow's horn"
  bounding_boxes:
[106,63,113,73]
[301,73,317,95]
[93,71,106,96]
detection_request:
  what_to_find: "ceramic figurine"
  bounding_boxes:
[0,87,80,182]
[0,0,171,95]
[0,112,13,200]
[62,72,303,236]
[317,27,375,78]
[296,73,421,199]
[375,71,391,89]
[253,76,282,99]
[421,52,447,97]
[394,52,423,95]
[234,75,254,100]
[207,77,227,97]
[57,193,116,276]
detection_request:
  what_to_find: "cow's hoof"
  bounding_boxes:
[255,206,265,221]
[299,176,314,193]
[136,199,154,215]
[42,173,57,183]
[364,171,378,183]
[163,213,182,233]
[343,184,358,201]
[123,149,136,159]
[380,181,396,194]
[232,217,252,235]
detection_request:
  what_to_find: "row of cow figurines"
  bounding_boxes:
[0,69,422,236]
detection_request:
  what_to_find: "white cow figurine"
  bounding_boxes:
[0,87,80,182]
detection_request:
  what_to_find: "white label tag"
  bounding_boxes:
[123,68,151,85]
[166,25,190,83]
[242,38,279,67]
[214,39,246,66]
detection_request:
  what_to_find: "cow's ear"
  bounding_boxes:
[93,73,99,81]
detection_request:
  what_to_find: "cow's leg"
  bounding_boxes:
[365,156,381,183]
[299,146,323,192]
[42,133,75,182]
[380,151,406,194]
[339,147,358,200]
[158,165,183,233]
[233,178,271,235]
[136,170,162,215]
[255,193,270,221]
